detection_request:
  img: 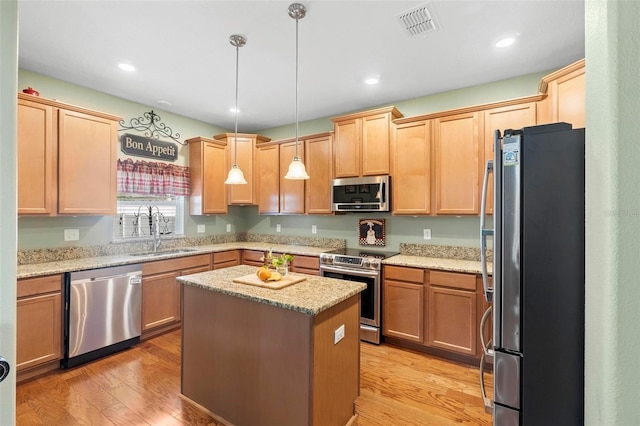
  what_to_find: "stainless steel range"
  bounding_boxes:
[319,248,398,344]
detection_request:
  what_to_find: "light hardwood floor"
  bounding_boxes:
[16,330,492,425]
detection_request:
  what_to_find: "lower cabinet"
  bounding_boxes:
[241,249,265,267]
[142,254,211,338]
[289,254,320,275]
[16,274,63,382]
[213,250,241,269]
[383,265,426,343]
[383,265,482,362]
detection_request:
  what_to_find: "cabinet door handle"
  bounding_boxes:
[0,356,9,383]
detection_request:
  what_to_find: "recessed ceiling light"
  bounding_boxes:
[365,77,380,85]
[496,37,515,48]
[229,107,240,113]
[118,63,136,72]
[157,100,172,106]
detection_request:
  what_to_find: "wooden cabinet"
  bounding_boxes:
[427,270,477,356]
[142,254,211,338]
[434,111,483,215]
[16,275,63,381]
[482,102,537,214]
[17,94,120,216]
[213,250,241,269]
[188,137,228,215]
[332,106,403,178]
[289,254,320,276]
[214,133,270,205]
[391,119,432,215]
[255,142,281,214]
[537,59,585,129]
[304,133,334,214]
[383,266,426,343]
[279,140,306,214]
[241,249,266,267]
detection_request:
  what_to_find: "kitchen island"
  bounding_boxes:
[177,265,366,426]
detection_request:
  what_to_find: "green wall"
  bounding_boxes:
[18,67,552,250]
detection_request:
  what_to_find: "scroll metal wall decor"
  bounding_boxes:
[119,110,184,162]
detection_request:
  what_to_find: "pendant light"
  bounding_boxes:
[225,34,248,185]
[284,3,310,180]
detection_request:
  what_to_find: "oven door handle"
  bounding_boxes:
[320,265,380,278]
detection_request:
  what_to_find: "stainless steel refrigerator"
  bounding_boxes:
[480,122,585,425]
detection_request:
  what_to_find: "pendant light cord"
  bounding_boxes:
[233,42,240,166]
[294,16,300,158]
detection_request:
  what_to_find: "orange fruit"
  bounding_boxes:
[256,266,272,281]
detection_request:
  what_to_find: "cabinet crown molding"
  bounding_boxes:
[18,93,122,121]
[331,106,403,123]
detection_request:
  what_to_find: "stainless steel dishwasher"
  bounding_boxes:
[62,264,142,368]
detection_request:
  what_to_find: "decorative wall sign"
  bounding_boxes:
[121,133,178,162]
[119,110,186,145]
[359,219,386,246]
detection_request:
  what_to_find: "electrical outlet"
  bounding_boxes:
[423,229,432,240]
[334,324,345,345]
[64,229,79,241]
[312,225,317,234]
[276,224,281,233]
[197,224,206,233]
[226,224,232,232]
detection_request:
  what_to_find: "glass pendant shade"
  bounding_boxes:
[224,164,248,184]
[284,156,310,180]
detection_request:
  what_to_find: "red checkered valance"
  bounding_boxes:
[117,158,190,196]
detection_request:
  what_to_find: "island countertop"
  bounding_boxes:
[176,264,366,316]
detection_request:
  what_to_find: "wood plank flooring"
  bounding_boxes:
[16,330,492,425]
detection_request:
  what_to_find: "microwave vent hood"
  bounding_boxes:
[331,175,390,212]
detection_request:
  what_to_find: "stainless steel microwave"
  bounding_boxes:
[331,175,390,212]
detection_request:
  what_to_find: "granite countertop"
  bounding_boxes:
[177,265,366,316]
[16,242,332,280]
[383,254,491,275]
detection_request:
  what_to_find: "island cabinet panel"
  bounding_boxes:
[187,137,228,215]
[482,103,537,215]
[16,274,63,383]
[212,250,240,269]
[241,249,265,267]
[383,265,426,342]
[255,143,280,214]
[391,119,432,215]
[17,94,121,216]
[434,111,483,215]
[141,254,211,338]
[181,281,360,426]
[427,271,478,356]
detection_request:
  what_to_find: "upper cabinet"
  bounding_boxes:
[17,94,120,216]
[279,141,306,214]
[304,133,334,215]
[482,102,537,214]
[332,107,403,178]
[255,141,281,214]
[214,133,270,206]
[537,59,585,129]
[187,137,228,215]
[434,111,483,215]
[391,119,432,215]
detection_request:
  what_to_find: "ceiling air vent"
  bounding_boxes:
[397,3,439,37]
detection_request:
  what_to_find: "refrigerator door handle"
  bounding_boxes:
[480,159,493,302]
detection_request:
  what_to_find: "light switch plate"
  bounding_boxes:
[226,224,232,232]
[197,224,206,233]
[312,225,317,234]
[423,229,432,240]
[276,224,281,233]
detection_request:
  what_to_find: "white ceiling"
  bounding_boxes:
[17,0,585,132]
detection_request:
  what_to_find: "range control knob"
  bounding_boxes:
[369,259,381,269]
[361,259,370,268]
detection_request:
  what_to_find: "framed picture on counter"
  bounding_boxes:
[358,219,385,246]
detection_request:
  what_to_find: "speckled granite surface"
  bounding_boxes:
[382,255,491,275]
[399,243,491,261]
[16,241,343,280]
[177,265,366,316]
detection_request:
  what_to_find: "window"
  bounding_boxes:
[113,195,184,241]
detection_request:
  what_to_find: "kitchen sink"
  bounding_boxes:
[129,248,198,257]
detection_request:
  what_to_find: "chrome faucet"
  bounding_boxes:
[133,205,166,252]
